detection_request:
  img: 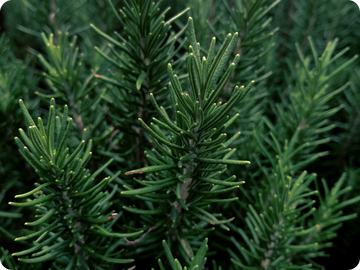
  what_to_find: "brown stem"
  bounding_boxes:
[260,220,283,269]
[133,38,150,168]
[69,93,84,134]
[277,0,295,62]
[301,1,318,50]
[125,225,156,245]
[208,0,214,25]
[135,91,146,167]
[335,108,360,169]
[50,0,59,45]
[62,191,88,267]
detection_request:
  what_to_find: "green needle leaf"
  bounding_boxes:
[9,194,56,207]
[136,71,147,90]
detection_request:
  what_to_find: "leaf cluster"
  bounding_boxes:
[0,1,359,269]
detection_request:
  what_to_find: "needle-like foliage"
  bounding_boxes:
[90,0,189,168]
[0,1,359,269]
[121,17,254,264]
[10,99,141,268]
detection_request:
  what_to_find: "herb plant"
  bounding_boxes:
[0,0,359,269]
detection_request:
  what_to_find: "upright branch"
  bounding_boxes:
[122,17,254,264]
[91,0,189,168]
[10,99,141,268]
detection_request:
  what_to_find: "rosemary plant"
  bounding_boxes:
[121,17,254,265]
[0,0,359,269]
[9,99,141,268]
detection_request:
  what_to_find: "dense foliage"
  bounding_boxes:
[0,0,359,269]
